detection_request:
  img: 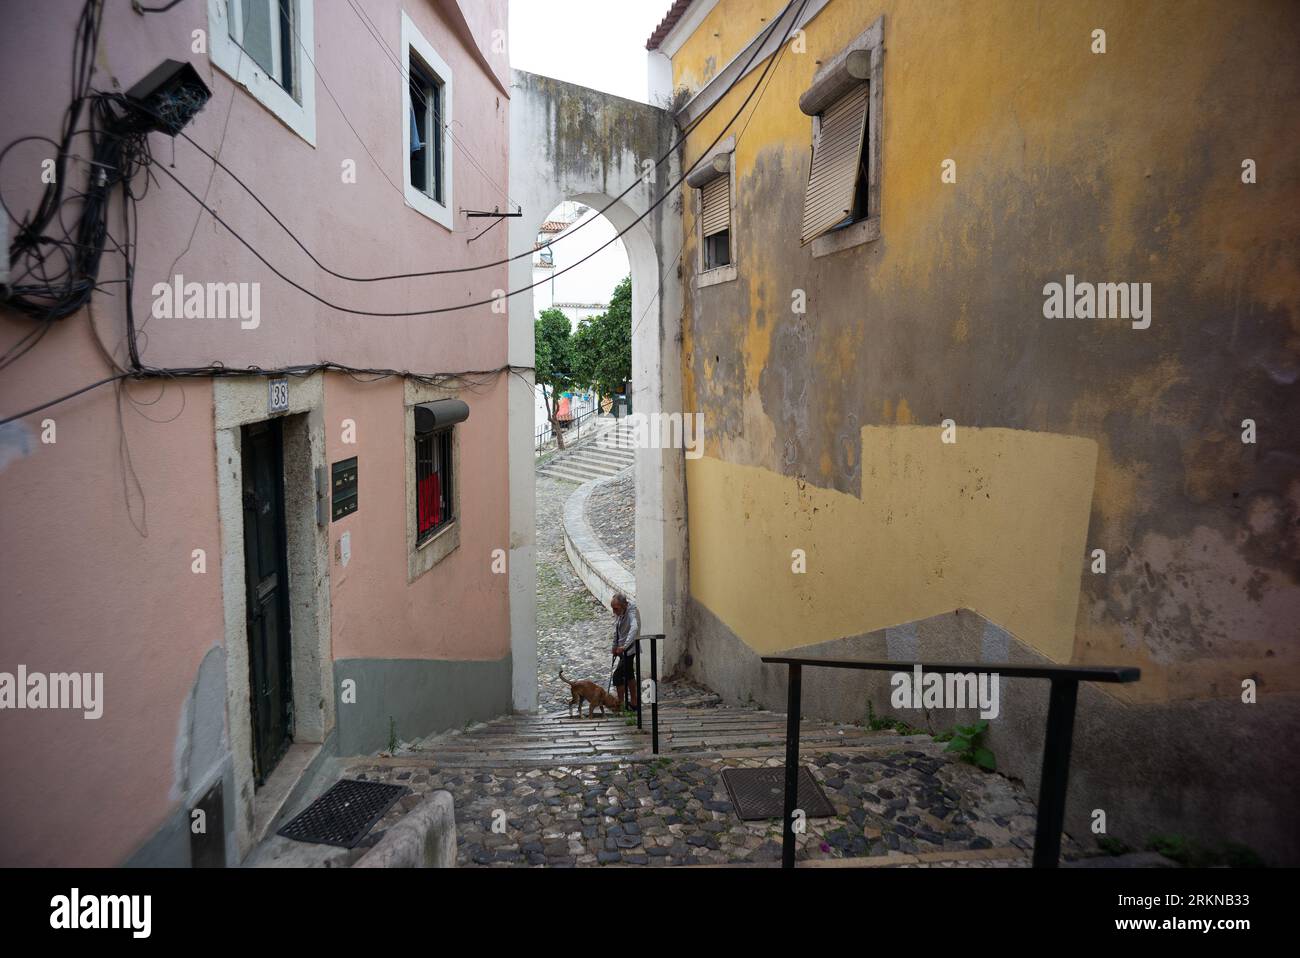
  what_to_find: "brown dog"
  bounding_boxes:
[559,670,622,717]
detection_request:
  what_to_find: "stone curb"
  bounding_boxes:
[563,468,636,608]
[353,790,457,868]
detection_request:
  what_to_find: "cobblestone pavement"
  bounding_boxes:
[535,474,618,713]
[584,468,635,572]
[348,729,1066,867]
[336,471,1065,868]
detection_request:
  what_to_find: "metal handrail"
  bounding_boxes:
[623,634,662,755]
[759,655,1140,869]
[535,404,599,450]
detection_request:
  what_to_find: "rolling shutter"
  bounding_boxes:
[700,175,730,238]
[800,84,869,245]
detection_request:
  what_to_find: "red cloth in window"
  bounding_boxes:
[418,471,441,533]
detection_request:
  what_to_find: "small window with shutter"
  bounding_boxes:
[688,137,736,282]
[700,176,731,269]
[799,16,884,256]
[801,85,869,245]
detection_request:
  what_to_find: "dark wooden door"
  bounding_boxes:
[241,419,293,785]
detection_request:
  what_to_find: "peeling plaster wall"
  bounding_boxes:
[671,0,1300,860]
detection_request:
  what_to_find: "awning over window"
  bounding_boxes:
[686,149,730,189]
[414,398,469,434]
[799,84,869,246]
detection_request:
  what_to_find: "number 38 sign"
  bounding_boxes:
[268,378,289,414]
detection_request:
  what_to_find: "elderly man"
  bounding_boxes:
[610,593,640,709]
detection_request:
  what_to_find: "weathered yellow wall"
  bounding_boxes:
[672,0,1300,705]
[688,426,1099,659]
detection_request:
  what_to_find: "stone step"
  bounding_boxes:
[569,446,635,464]
[536,465,593,483]
[540,455,625,473]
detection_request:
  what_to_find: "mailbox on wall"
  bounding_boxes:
[331,457,358,521]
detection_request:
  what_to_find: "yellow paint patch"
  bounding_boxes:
[687,426,1098,661]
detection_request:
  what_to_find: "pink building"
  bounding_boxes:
[0,0,515,866]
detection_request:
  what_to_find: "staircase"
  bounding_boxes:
[407,687,914,766]
[537,416,637,484]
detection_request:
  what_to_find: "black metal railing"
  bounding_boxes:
[759,656,1140,869]
[623,634,662,755]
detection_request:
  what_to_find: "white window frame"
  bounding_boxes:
[401,11,454,231]
[801,15,884,259]
[206,0,317,147]
[693,136,737,289]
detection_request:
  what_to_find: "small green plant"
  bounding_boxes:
[943,719,996,771]
[1144,834,1265,868]
[865,701,924,736]
[387,716,398,753]
[1097,836,1132,856]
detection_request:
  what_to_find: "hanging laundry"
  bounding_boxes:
[410,101,423,153]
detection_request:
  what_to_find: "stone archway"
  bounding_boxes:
[507,71,685,711]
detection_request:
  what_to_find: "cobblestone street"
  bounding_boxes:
[348,733,1052,867]
[336,465,1064,868]
[535,474,621,712]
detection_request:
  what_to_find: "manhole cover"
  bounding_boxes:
[277,779,409,848]
[720,766,836,821]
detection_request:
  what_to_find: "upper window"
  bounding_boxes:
[798,16,884,256]
[206,0,316,145]
[688,136,736,286]
[408,57,445,204]
[226,0,296,97]
[401,12,454,230]
[700,177,731,269]
[801,85,870,244]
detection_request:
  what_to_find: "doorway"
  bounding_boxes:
[241,418,294,785]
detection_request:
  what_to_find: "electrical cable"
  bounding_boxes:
[134,1,804,316]
[2,0,805,424]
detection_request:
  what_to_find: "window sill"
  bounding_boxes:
[206,0,317,148]
[404,185,454,231]
[695,264,738,288]
[410,519,459,581]
[811,216,880,258]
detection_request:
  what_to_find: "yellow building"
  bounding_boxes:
[652,0,1300,861]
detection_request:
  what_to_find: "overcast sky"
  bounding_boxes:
[509,0,671,104]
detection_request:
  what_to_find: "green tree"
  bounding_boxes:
[572,275,632,404]
[535,307,575,448]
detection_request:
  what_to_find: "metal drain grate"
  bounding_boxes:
[720,766,837,821]
[276,779,409,848]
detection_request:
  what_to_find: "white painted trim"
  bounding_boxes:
[657,0,721,58]
[206,0,317,147]
[401,11,455,232]
[694,135,737,283]
[695,263,737,288]
[675,0,832,128]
